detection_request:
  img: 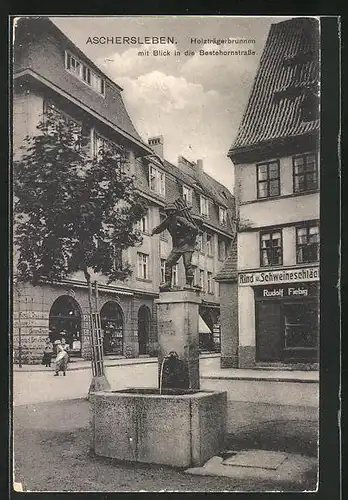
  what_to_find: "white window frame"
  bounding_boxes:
[199,269,205,290]
[137,252,149,280]
[182,185,193,206]
[172,263,179,287]
[218,238,226,261]
[92,129,125,163]
[160,259,166,284]
[149,165,166,197]
[207,272,213,294]
[44,101,81,149]
[219,207,227,226]
[138,210,149,233]
[65,51,106,97]
[200,195,209,218]
[206,233,213,256]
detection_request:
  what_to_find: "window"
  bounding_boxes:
[137,252,149,280]
[92,131,124,162]
[149,165,165,196]
[199,269,205,290]
[200,195,209,218]
[257,160,280,198]
[44,102,81,149]
[191,265,198,286]
[216,281,220,297]
[182,185,193,206]
[196,233,204,253]
[160,259,166,284]
[206,233,213,256]
[219,207,227,226]
[207,272,213,294]
[218,238,226,261]
[65,51,106,96]
[159,213,169,240]
[172,264,179,287]
[296,224,319,263]
[284,302,318,349]
[293,153,318,192]
[260,230,283,266]
[138,211,149,233]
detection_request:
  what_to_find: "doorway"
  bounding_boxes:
[100,301,124,355]
[138,305,151,355]
[49,295,82,355]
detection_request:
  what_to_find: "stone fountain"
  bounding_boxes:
[89,200,227,467]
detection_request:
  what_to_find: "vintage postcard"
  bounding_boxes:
[10,14,338,494]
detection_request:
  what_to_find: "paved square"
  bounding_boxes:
[222,450,288,470]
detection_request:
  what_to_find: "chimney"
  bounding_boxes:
[148,135,164,158]
[196,159,203,175]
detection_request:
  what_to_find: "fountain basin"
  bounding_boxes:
[90,388,227,468]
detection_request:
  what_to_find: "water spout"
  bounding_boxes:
[159,351,178,395]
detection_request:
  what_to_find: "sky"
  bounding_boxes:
[51,16,292,192]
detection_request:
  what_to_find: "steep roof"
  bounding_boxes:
[229,17,320,155]
[14,17,147,148]
[214,237,238,281]
[162,159,234,209]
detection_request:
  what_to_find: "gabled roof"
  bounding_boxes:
[229,17,320,155]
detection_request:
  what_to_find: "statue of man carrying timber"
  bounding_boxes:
[151,199,203,292]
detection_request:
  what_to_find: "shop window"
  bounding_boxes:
[260,230,283,266]
[296,224,319,263]
[284,302,318,349]
[257,160,280,199]
[293,153,318,193]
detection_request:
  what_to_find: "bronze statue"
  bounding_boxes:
[151,198,202,291]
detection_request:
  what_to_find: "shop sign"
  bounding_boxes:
[238,267,319,286]
[254,283,318,299]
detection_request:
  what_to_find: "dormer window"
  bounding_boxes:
[182,185,193,206]
[149,165,165,197]
[65,51,106,96]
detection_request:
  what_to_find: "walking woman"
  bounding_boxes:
[53,340,69,376]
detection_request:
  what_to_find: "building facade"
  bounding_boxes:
[217,18,320,368]
[13,17,235,363]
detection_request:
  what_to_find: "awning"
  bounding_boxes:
[199,315,212,334]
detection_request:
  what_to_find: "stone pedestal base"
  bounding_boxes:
[90,389,227,468]
[155,290,201,390]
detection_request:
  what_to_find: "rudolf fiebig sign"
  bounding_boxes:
[238,267,319,286]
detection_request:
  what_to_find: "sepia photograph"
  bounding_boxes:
[11,14,326,493]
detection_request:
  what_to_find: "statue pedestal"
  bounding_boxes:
[155,290,201,390]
